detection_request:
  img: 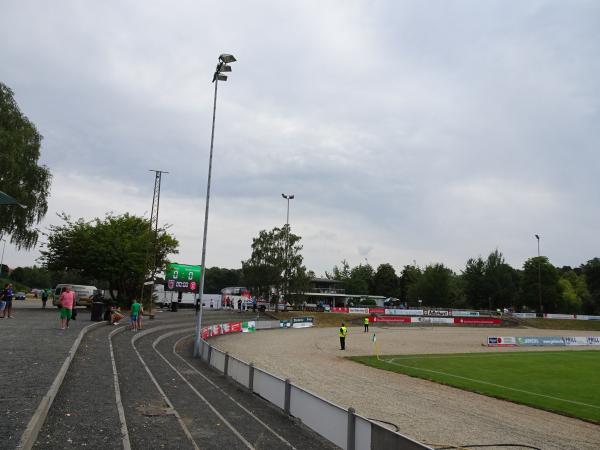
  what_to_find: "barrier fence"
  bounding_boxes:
[197,321,432,450]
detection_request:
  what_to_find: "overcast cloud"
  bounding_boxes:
[1,0,599,276]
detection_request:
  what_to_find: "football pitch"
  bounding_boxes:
[350,351,600,423]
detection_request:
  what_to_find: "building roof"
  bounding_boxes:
[0,191,25,207]
[310,277,344,284]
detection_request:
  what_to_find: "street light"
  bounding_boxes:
[281,194,294,311]
[535,234,542,314]
[0,238,6,277]
[194,53,237,357]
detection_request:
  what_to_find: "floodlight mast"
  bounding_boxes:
[194,53,237,357]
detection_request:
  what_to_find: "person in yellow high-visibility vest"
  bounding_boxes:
[339,322,348,350]
[364,316,369,333]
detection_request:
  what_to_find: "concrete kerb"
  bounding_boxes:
[17,321,106,450]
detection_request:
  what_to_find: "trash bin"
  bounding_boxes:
[91,301,105,321]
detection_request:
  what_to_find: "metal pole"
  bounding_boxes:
[0,239,6,277]
[537,235,542,314]
[194,78,219,357]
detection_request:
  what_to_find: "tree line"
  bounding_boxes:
[326,250,600,314]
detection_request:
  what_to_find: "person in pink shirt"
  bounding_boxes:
[59,286,76,330]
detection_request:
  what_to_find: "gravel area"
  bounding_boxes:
[212,325,600,450]
[0,304,91,448]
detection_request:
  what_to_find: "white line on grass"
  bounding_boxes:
[383,358,600,410]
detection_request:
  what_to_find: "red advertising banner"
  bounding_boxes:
[201,327,209,339]
[371,316,411,323]
[368,307,385,314]
[230,322,242,333]
[331,307,349,313]
[454,317,501,325]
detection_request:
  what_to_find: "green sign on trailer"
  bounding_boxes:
[165,263,202,293]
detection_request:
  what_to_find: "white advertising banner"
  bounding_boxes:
[348,307,369,314]
[513,313,537,318]
[411,316,454,324]
[564,336,588,346]
[576,315,600,321]
[452,311,481,317]
[423,310,451,316]
[544,314,575,320]
[487,336,517,346]
[587,336,600,346]
[387,309,423,316]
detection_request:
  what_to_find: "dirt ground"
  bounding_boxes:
[212,325,600,450]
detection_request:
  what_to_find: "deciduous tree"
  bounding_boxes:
[0,82,51,249]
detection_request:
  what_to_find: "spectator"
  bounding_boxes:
[41,289,49,309]
[58,285,75,330]
[2,284,14,318]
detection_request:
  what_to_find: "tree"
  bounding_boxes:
[0,82,52,249]
[520,257,561,312]
[462,257,487,309]
[40,213,178,304]
[9,265,52,288]
[411,263,461,308]
[346,264,374,295]
[557,270,588,314]
[203,267,243,294]
[242,225,307,306]
[373,263,399,297]
[581,258,600,314]
[399,264,422,304]
[484,250,519,310]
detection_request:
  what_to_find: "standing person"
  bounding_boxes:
[3,284,14,318]
[339,322,348,350]
[137,303,144,330]
[364,316,369,332]
[237,298,242,313]
[252,297,257,313]
[58,285,75,330]
[130,299,141,331]
[41,289,49,309]
[0,287,5,318]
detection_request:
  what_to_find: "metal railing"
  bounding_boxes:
[198,329,432,450]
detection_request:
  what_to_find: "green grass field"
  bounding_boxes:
[350,351,600,423]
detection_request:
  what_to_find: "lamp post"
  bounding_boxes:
[535,234,542,314]
[194,53,237,357]
[0,238,6,277]
[281,194,294,311]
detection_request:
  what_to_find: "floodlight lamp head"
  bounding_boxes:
[220,64,232,73]
[289,195,294,199]
[535,234,540,240]
[219,54,237,64]
[213,73,228,82]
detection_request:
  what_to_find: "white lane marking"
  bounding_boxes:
[108,326,132,450]
[130,327,201,450]
[161,331,296,449]
[383,358,600,409]
[149,329,254,450]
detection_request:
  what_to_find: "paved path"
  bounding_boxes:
[0,301,91,448]
[2,304,337,449]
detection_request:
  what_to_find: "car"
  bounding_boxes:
[15,292,26,301]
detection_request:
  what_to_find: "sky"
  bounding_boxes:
[1,0,599,277]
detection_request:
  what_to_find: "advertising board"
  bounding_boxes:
[386,309,423,316]
[423,310,451,317]
[331,307,349,313]
[348,307,369,314]
[587,336,600,346]
[242,321,256,333]
[516,336,565,346]
[487,336,517,346]
[564,336,588,346]
[369,307,385,314]
[544,314,575,320]
[411,317,454,324]
[371,316,411,323]
[165,263,201,293]
[576,315,600,321]
[452,311,481,317]
[454,317,501,325]
[512,312,537,318]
